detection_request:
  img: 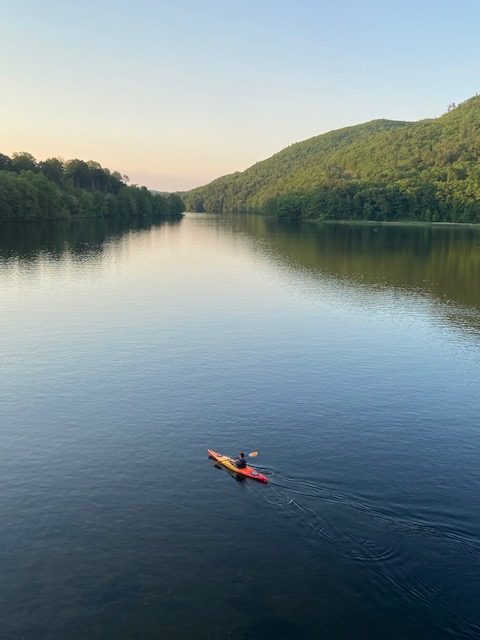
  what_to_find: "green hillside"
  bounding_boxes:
[185,96,480,223]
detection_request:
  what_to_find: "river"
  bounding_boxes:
[0,214,479,639]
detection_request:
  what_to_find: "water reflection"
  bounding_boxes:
[213,216,480,333]
[1,214,479,332]
[0,217,182,263]
[235,217,480,308]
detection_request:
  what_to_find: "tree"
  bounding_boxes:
[65,159,90,189]
[0,153,12,170]
[10,152,38,173]
[39,157,64,186]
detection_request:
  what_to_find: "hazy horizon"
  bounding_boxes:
[1,1,479,191]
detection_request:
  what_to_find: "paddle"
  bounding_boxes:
[248,451,259,457]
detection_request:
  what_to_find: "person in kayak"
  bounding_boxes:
[235,452,247,469]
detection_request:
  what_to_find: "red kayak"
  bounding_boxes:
[208,450,269,484]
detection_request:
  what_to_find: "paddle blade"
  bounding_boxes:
[248,451,259,457]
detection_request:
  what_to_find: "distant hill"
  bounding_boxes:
[185,96,480,223]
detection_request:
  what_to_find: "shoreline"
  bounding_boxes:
[0,212,185,225]
[315,218,480,229]
[209,211,480,229]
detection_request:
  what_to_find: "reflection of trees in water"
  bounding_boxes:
[1,214,479,331]
[232,215,480,320]
[0,217,182,263]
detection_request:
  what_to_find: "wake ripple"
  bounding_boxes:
[262,473,480,560]
[249,467,480,638]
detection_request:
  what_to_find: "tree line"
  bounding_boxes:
[0,152,185,221]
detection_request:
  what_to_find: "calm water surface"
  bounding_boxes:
[0,214,479,639]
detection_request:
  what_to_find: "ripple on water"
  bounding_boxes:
[254,470,480,638]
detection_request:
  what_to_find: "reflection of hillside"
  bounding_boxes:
[231,215,480,327]
[0,217,182,263]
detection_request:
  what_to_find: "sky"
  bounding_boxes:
[1,1,479,191]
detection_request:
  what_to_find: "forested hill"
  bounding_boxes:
[185,96,480,223]
[0,153,185,221]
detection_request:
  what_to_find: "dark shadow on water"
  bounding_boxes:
[0,216,182,263]
[211,461,247,484]
[222,215,480,331]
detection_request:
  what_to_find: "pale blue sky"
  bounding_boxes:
[1,1,479,190]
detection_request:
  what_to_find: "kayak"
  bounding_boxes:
[208,449,269,484]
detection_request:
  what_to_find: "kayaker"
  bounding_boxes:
[235,452,247,469]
